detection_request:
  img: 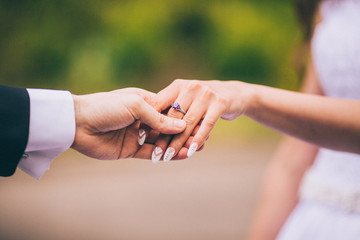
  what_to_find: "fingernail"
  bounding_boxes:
[187,143,198,157]
[174,119,186,128]
[164,147,175,162]
[138,129,146,146]
[152,147,163,164]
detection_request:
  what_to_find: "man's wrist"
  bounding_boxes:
[71,94,83,149]
[18,89,76,179]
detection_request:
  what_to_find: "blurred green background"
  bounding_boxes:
[0,0,303,139]
[0,0,301,93]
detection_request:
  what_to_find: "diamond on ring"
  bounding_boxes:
[171,102,186,114]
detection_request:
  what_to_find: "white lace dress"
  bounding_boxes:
[277,0,360,239]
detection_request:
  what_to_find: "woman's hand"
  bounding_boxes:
[71,88,187,160]
[149,79,254,162]
[151,78,360,158]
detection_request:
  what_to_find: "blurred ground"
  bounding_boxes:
[0,134,279,240]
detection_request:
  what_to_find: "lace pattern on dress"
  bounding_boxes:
[300,171,360,213]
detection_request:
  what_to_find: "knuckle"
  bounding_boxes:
[152,99,162,112]
[187,81,202,92]
[127,95,143,119]
[215,96,228,111]
[130,95,143,108]
[183,114,197,126]
[216,95,227,105]
[201,86,215,97]
[173,79,184,85]
[173,79,187,88]
[159,113,166,124]
[155,114,166,132]
[204,118,217,129]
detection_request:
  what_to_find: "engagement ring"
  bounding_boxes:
[171,102,187,115]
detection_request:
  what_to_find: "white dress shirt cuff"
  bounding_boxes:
[18,89,76,179]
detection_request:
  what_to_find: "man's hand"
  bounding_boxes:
[70,88,187,160]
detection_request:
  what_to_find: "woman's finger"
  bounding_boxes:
[133,143,155,159]
[171,143,206,160]
[151,80,181,111]
[137,123,152,146]
[163,98,207,162]
[133,143,189,161]
[151,95,193,163]
[118,121,142,159]
[183,135,208,149]
[143,130,160,144]
[171,147,189,160]
[191,122,203,136]
[187,103,225,157]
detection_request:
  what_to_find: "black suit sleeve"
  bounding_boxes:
[0,86,30,177]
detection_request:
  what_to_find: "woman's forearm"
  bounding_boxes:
[233,82,360,154]
[247,137,318,240]
[150,77,359,158]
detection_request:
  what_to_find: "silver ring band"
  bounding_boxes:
[171,102,187,115]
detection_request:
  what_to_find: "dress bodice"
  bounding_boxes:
[312,0,360,100]
[306,0,360,192]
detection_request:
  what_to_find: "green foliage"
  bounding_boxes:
[111,40,155,83]
[0,0,301,93]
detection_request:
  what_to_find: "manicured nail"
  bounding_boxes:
[152,147,163,164]
[138,129,146,146]
[164,147,175,162]
[174,119,186,128]
[187,143,198,157]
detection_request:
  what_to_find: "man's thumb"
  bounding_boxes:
[139,102,186,134]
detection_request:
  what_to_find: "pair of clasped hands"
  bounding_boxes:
[71,79,246,163]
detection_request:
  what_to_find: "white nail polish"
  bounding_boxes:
[187,143,198,157]
[152,147,163,164]
[138,129,146,146]
[164,147,175,162]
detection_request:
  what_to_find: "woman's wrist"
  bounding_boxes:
[223,81,258,120]
[241,83,259,117]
